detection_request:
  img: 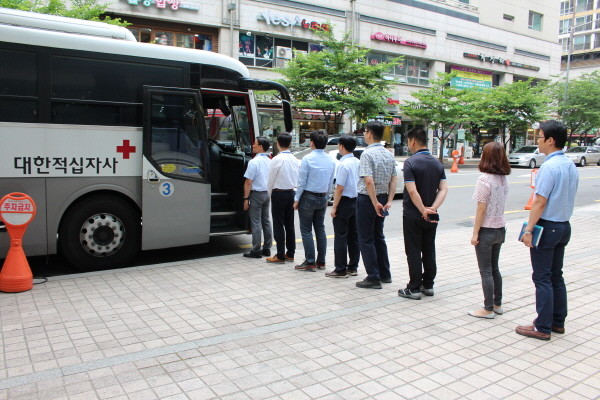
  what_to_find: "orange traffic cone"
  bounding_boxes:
[458,146,465,165]
[451,150,460,173]
[0,226,33,292]
[524,190,534,210]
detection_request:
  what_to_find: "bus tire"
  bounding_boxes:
[59,195,141,271]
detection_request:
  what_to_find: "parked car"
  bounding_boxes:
[294,147,403,204]
[508,145,546,168]
[327,136,367,147]
[565,146,600,167]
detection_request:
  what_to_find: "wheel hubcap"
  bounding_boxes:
[79,213,125,257]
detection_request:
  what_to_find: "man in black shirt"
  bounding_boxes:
[398,128,448,300]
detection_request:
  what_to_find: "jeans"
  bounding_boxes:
[271,190,295,259]
[332,196,359,272]
[248,191,272,254]
[356,194,390,281]
[530,219,571,334]
[474,227,505,311]
[298,192,328,264]
[403,216,438,291]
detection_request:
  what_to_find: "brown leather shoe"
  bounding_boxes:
[265,255,285,263]
[515,325,550,341]
[552,326,565,334]
[285,256,294,263]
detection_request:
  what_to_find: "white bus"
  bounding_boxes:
[0,8,293,270]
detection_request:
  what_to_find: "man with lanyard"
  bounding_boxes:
[266,133,299,264]
[398,128,448,300]
[242,136,273,258]
[355,121,397,289]
[326,135,360,278]
[293,131,336,271]
[517,120,578,341]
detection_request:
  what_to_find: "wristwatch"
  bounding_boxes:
[523,230,533,235]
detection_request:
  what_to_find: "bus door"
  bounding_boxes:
[142,87,210,250]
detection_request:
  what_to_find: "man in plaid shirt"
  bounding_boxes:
[355,120,397,289]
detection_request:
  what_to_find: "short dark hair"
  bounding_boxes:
[365,120,385,140]
[539,120,567,149]
[338,135,357,152]
[277,132,292,148]
[478,141,511,175]
[310,131,328,149]
[256,136,270,152]
[406,127,427,146]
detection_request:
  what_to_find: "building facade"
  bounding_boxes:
[559,0,600,78]
[106,0,560,152]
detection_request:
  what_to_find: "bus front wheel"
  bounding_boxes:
[59,195,141,271]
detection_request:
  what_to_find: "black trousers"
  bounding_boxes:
[403,216,438,291]
[271,190,295,259]
[333,196,359,272]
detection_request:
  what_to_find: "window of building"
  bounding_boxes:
[560,38,570,52]
[575,15,594,32]
[458,0,470,3]
[528,11,543,31]
[575,0,593,12]
[128,28,213,51]
[367,53,430,86]
[239,35,319,68]
[560,1,573,16]
[503,14,514,22]
[559,19,572,35]
[573,34,592,50]
[595,34,600,48]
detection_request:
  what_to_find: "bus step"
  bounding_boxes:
[210,211,236,217]
[209,229,249,237]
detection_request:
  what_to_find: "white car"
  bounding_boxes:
[565,146,600,167]
[508,146,546,168]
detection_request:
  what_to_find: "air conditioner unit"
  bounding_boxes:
[276,46,292,59]
[276,58,289,68]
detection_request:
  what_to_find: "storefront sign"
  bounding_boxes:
[370,115,402,125]
[370,32,427,49]
[463,52,540,71]
[125,0,198,11]
[257,10,330,33]
[450,65,492,90]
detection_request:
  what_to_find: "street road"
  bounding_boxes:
[30,165,600,276]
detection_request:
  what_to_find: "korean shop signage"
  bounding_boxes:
[257,10,331,33]
[125,0,199,11]
[370,32,427,49]
[450,65,492,90]
[463,52,540,71]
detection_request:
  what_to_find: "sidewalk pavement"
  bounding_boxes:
[1,204,599,400]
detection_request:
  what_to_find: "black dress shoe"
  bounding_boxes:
[243,251,262,258]
[262,249,271,257]
[381,277,392,283]
[355,279,382,289]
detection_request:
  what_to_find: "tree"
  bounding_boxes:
[470,79,548,151]
[547,71,600,145]
[400,72,475,163]
[276,28,401,134]
[0,0,129,26]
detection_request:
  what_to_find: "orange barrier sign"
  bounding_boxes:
[451,150,460,173]
[0,193,37,292]
[524,169,538,210]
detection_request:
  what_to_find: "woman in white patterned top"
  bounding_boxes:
[469,142,511,319]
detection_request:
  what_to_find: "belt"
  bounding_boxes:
[304,190,327,196]
[341,196,357,200]
[251,190,268,193]
[358,193,388,197]
[272,189,294,192]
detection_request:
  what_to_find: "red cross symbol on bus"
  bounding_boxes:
[116,140,137,159]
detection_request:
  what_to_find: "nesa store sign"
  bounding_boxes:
[257,10,331,32]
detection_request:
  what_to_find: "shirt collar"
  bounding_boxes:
[340,153,355,161]
[545,150,564,161]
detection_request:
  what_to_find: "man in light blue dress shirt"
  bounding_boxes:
[517,120,578,341]
[293,131,336,271]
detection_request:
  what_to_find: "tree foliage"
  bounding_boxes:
[0,0,129,26]
[400,72,475,162]
[276,28,401,134]
[546,70,600,144]
[470,79,548,150]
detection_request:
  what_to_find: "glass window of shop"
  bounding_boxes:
[367,53,430,86]
[128,28,213,50]
[239,35,321,68]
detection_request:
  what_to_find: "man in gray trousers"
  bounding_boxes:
[243,136,273,258]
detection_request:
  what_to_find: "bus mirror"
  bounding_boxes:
[282,100,293,133]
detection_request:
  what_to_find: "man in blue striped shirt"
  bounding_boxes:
[517,120,578,341]
[293,131,336,271]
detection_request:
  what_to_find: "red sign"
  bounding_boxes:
[0,193,36,227]
[370,32,427,49]
[387,98,400,105]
